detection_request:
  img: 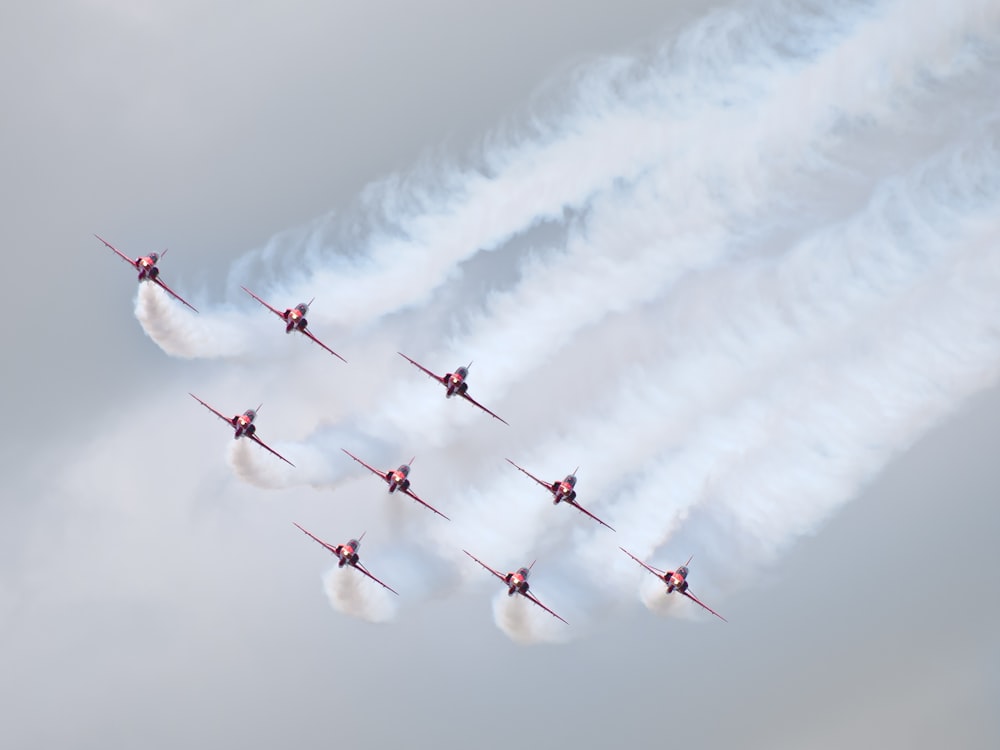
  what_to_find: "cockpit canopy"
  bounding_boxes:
[295,303,309,315]
[396,464,410,476]
[515,567,530,579]
[454,366,468,379]
[564,475,577,487]
[675,566,688,578]
[346,539,361,551]
[148,252,159,264]
[243,409,257,421]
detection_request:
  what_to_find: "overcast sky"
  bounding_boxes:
[2,1,999,748]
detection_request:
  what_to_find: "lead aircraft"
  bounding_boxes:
[95,234,198,312]
[341,449,450,520]
[463,550,567,624]
[619,547,726,622]
[241,286,347,362]
[294,523,399,595]
[189,393,295,467]
[505,459,614,531]
[397,352,508,425]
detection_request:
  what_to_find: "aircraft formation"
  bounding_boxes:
[97,235,728,628]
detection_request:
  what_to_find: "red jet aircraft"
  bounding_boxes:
[463,550,568,624]
[189,393,295,467]
[619,547,727,622]
[95,234,198,312]
[505,459,614,531]
[241,286,347,362]
[341,449,450,520]
[294,523,399,595]
[397,352,509,425]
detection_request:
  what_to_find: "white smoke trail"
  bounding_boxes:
[244,0,1000,463]
[227,439,281,488]
[139,0,1000,355]
[134,283,252,359]
[491,590,570,646]
[322,566,397,623]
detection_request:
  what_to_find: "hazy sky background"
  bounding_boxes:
[2,1,999,748]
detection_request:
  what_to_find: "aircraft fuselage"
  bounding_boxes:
[136,256,159,281]
[231,411,256,438]
[445,367,470,398]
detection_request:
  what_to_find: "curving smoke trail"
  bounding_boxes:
[322,566,398,623]
[492,590,571,646]
[135,283,252,359]
[120,0,1000,638]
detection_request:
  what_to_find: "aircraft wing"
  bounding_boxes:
[250,433,296,467]
[505,458,556,492]
[293,522,342,556]
[682,589,728,622]
[154,276,199,312]
[189,393,235,427]
[520,590,569,625]
[460,391,509,425]
[94,233,139,269]
[300,328,348,363]
[619,547,667,579]
[341,449,389,481]
[401,486,451,521]
[462,550,509,584]
[353,561,400,596]
[566,498,615,531]
[241,286,286,320]
[397,352,446,384]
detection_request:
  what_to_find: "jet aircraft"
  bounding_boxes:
[341,449,450,520]
[505,459,614,531]
[397,352,508,425]
[189,393,295,467]
[619,547,727,622]
[463,550,567,624]
[241,286,347,362]
[294,523,399,595]
[95,234,198,312]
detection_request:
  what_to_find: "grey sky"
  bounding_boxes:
[2,1,999,748]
